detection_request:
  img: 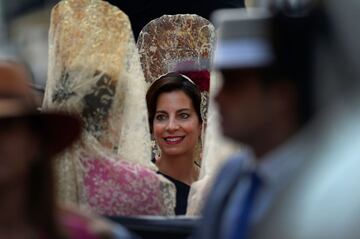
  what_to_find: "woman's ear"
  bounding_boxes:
[150,132,155,140]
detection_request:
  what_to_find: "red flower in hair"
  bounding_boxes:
[181,70,210,92]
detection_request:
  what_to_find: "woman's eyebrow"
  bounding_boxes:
[155,108,191,114]
[155,110,168,114]
[177,108,191,113]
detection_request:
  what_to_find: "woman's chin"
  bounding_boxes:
[160,148,186,157]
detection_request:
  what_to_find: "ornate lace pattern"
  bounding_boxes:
[137,14,215,84]
[81,154,175,216]
[43,0,175,216]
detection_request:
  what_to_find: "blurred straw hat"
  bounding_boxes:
[0,61,82,157]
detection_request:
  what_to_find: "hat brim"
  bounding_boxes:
[214,39,274,70]
[0,112,82,158]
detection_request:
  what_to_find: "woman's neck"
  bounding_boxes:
[156,152,199,185]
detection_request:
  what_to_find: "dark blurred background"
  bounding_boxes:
[0,0,246,89]
[3,0,245,38]
[107,0,244,39]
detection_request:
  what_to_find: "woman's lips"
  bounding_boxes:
[163,136,185,145]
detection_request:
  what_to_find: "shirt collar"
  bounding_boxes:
[250,122,318,191]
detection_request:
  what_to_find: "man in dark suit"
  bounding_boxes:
[251,0,360,237]
[192,5,322,239]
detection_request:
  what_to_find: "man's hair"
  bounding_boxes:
[261,7,323,125]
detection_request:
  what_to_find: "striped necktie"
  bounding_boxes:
[231,171,262,239]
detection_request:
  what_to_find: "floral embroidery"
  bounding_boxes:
[52,71,76,104]
[82,72,116,138]
[82,155,175,216]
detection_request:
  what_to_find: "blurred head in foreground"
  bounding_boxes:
[212,6,317,158]
[0,60,81,238]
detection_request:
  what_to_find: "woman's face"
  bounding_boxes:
[153,90,202,157]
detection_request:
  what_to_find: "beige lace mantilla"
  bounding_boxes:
[43,0,175,215]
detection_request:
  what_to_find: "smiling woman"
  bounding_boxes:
[146,72,203,215]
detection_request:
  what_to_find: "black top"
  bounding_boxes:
[157,172,190,215]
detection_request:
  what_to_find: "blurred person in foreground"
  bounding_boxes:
[192,4,322,239]
[0,60,134,239]
[251,0,360,238]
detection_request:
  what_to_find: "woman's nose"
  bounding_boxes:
[166,117,180,131]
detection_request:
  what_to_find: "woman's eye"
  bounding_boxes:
[179,113,190,119]
[155,114,167,121]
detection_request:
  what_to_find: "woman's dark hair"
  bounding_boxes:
[146,72,203,133]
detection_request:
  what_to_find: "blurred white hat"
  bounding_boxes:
[211,8,273,70]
